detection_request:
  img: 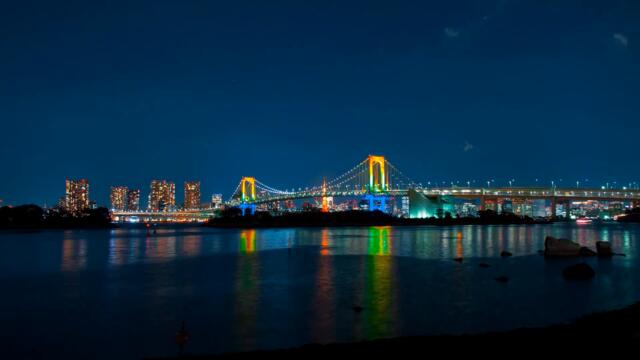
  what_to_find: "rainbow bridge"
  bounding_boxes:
[112,155,640,221]
[227,155,640,217]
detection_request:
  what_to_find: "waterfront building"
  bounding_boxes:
[110,186,128,211]
[127,189,140,211]
[211,194,223,209]
[184,181,201,210]
[65,179,90,212]
[148,180,175,211]
[283,200,295,210]
[461,202,478,217]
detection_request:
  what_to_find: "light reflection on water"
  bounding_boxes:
[1,223,640,360]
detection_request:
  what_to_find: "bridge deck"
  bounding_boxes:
[226,187,640,205]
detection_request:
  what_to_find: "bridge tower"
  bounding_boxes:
[321,177,329,213]
[368,155,387,192]
[240,177,256,215]
[365,155,388,211]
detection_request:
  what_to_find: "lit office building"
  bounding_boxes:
[65,179,90,212]
[110,186,128,211]
[284,200,295,211]
[184,181,201,210]
[127,189,140,211]
[148,180,176,211]
[211,194,223,209]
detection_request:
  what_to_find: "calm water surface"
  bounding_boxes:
[1,223,640,359]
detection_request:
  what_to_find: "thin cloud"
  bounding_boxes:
[464,141,474,152]
[444,27,459,38]
[613,33,628,47]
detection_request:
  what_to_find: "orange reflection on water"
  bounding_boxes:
[144,230,177,261]
[61,237,87,271]
[312,228,334,342]
[456,231,463,259]
[321,228,330,256]
[239,230,256,253]
[108,239,127,267]
[181,235,201,257]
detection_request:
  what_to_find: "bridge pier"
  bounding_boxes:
[479,196,486,211]
[239,204,255,216]
[550,197,557,218]
[564,200,572,219]
[365,194,387,212]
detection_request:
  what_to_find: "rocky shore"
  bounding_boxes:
[150,300,640,358]
[149,236,637,359]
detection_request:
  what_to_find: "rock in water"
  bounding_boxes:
[352,305,364,313]
[563,263,595,280]
[453,257,464,263]
[500,251,513,257]
[579,247,597,257]
[544,236,581,257]
[495,276,509,283]
[596,241,613,257]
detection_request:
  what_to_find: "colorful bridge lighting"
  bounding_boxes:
[368,155,387,193]
[322,177,329,213]
[240,177,256,202]
[217,154,640,218]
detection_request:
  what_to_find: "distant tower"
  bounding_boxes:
[65,179,90,212]
[148,180,176,211]
[110,186,128,211]
[127,189,140,211]
[322,178,329,213]
[184,181,201,210]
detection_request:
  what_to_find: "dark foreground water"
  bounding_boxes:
[1,223,640,359]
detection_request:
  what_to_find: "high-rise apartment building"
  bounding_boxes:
[65,179,90,211]
[127,189,140,211]
[184,181,201,210]
[110,186,128,211]
[148,180,175,211]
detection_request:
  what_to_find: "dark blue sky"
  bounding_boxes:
[1,0,639,206]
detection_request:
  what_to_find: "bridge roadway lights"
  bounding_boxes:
[239,204,255,216]
[365,194,387,212]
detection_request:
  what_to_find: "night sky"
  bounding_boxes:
[1,0,639,206]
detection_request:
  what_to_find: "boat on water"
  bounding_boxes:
[576,217,593,225]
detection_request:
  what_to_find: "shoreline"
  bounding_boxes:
[205,210,553,229]
[152,301,640,358]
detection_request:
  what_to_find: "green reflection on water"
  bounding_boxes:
[361,226,397,339]
[234,230,260,350]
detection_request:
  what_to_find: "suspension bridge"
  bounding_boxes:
[227,155,417,214]
[227,155,640,217]
[112,154,640,222]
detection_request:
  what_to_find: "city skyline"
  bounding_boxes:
[4,2,640,358]
[2,0,640,206]
[59,154,640,212]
